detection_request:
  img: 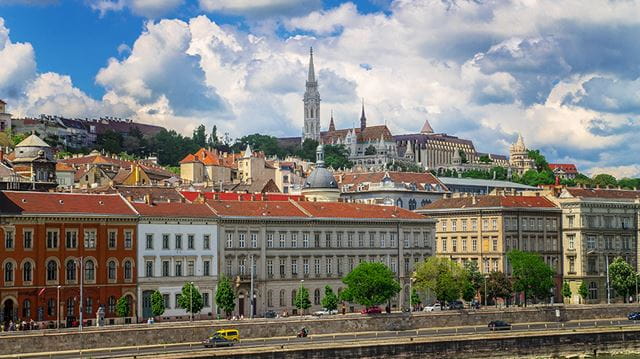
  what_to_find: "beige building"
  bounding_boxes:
[0,99,11,132]
[509,133,536,175]
[417,194,563,302]
[179,148,236,185]
[208,200,435,316]
[552,188,640,304]
[236,145,276,186]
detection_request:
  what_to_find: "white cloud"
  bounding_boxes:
[0,18,37,100]
[88,0,183,18]
[199,0,321,17]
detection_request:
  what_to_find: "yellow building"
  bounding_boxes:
[416,194,563,302]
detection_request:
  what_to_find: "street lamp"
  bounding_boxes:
[409,273,415,312]
[190,281,194,322]
[484,274,488,307]
[56,285,61,329]
[299,279,304,316]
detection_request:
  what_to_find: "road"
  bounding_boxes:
[6,317,639,359]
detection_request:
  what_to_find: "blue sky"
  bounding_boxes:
[1,0,640,177]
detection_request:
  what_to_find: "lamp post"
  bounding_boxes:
[56,285,61,329]
[79,257,83,332]
[484,274,488,307]
[250,254,254,319]
[299,279,304,316]
[636,272,638,303]
[190,281,194,322]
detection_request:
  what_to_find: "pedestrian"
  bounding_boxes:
[341,303,346,315]
[9,320,15,331]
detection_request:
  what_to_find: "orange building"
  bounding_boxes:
[0,191,138,327]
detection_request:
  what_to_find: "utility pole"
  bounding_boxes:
[79,257,83,331]
[250,254,254,319]
[409,276,412,312]
[636,272,638,303]
[484,274,488,307]
[56,285,61,329]
[606,255,611,305]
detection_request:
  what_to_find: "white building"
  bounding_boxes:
[133,202,218,320]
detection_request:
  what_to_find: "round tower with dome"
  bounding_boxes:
[302,144,340,202]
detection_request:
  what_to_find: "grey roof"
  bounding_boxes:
[437,177,538,190]
[304,167,338,189]
[16,134,50,148]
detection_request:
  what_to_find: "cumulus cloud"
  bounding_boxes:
[199,0,322,17]
[88,0,183,18]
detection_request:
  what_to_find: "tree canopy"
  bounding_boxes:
[178,282,204,314]
[215,275,236,317]
[151,290,165,318]
[116,296,131,317]
[321,286,339,311]
[324,144,352,169]
[609,257,636,302]
[341,262,401,308]
[294,286,311,313]
[483,271,513,305]
[413,257,467,305]
[507,250,555,304]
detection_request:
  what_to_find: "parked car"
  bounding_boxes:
[215,329,240,342]
[628,312,640,320]
[264,310,277,319]
[447,301,464,310]
[313,308,338,316]
[203,334,234,348]
[423,304,442,312]
[361,307,382,314]
[488,320,512,331]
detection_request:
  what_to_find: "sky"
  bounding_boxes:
[1,0,640,177]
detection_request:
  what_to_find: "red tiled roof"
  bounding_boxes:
[322,125,394,144]
[419,195,558,211]
[295,201,425,220]
[207,200,306,217]
[0,191,137,216]
[180,191,303,202]
[564,188,640,199]
[55,162,75,172]
[336,171,447,192]
[179,148,235,167]
[549,163,578,173]
[132,202,216,217]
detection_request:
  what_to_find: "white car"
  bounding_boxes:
[313,308,338,316]
[423,304,441,312]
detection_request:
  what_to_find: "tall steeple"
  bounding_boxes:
[360,98,367,131]
[302,47,321,143]
[329,110,335,132]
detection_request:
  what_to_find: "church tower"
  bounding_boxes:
[302,47,321,143]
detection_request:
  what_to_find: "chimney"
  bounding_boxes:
[144,193,151,204]
[471,195,477,205]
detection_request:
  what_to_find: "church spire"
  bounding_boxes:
[360,98,367,131]
[302,46,321,143]
[329,110,335,132]
[308,47,315,82]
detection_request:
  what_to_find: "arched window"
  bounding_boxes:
[108,261,116,280]
[279,290,285,307]
[108,296,116,313]
[267,290,273,307]
[124,261,132,280]
[5,262,13,282]
[23,262,32,282]
[409,199,417,210]
[22,299,31,319]
[47,260,57,281]
[66,298,75,317]
[47,298,56,316]
[396,198,403,208]
[66,260,76,281]
[85,260,95,281]
[314,289,321,305]
[588,282,598,300]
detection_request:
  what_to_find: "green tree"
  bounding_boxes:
[146,129,199,166]
[527,149,550,172]
[97,130,124,154]
[215,276,236,317]
[342,262,401,308]
[207,125,219,148]
[296,139,319,162]
[364,145,377,156]
[458,150,468,163]
[463,260,484,293]
[321,286,339,311]
[410,288,421,308]
[578,281,589,303]
[387,161,424,173]
[234,133,285,158]
[618,178,640,190]
[151,290,165,318]
[574,173,593,187]
[609,257,636,302]
[507,250,555,305]
[461,280,477,303]
[478,154,493,163]
[177,282,204,315]
[295,286,311,314]
[116,296,131,318]
[413,257,466,307]
[483,271,513,305]
[192,124,207,148]
[593,173,617,188]
[562,281,572,302]
[324,144,352,169]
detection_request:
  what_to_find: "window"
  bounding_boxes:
[623,236,631,250]
[23,262,32,282]
[314,233,320,247]
[325,233,332,248]
[162,261,170,277]
[203,260,211,276]
[175,294,181,309]
[46,230,59,249]
[291,259,298,275]
[404,233,410,248]
[358,233,364,247]
[163,294,170,309]
[369,233,375,247]
[568,235,575,250]
[267,233,274,248]
[303,259,309,275]
[451,220,457,232]
[124,231,132,249]
[145,261,153,277]
[279,233,286,248]
[391,258,397,273]
[587,236,596,250]
[22,299,31,319]
[441,220,447,231]
[267,290,273,307]
[588,257,597,273]
[314,289,321,305]
[347,233,353,248]
[482,219,488,231]
[143,234,153,250]
[492,259,498,272]
[483,259,489,273]
[442,238,447,252]
[471,219,477,231]
[67,298,75,316]
[23,230,33,249]
[314,258,320,275]
[5,231,13,249]
[569,257,575,273]
[291,290,296,307]
[175,234,183,249]
[380,233,386,248]
[390,233,396,247]
[336,233,342,248]
[185,260,194,277]
[605,236,613,250]
[84,260,95,281]
[203,292,210,307]
[47,260,57,281]
[326,258,332,275]
[163,234,170,249]
[175,261,183,277]
[85,298,93,315]
[303,233,309,248]
[588,282,598,300]
[4,262,13,282]
[108,261,116,280]
[404,258,410,273]
[266,259,273,277]
[66,260,76,281]
[279,259,285,277]
[462,238,468,252]
[108,231,117,249]
[472,237,478,252]
[461,220,467,231]
[349,257,354,272]
[124,260,132,280]
[48,298,56,316]
[106,296,116,313]
[84,230,96,249]
[226,259,232,276]
[63,230,79,250]
[251,233,258,248]
[203,234,210,250]
[226,232,233,248]
[188,234,195,249]
[291,233,298,248]
[492,238,498,251]
[567,215,574,228]
[238,233,246,248]
[452,239,457,252]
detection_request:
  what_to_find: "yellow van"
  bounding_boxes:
[215,329,240,342]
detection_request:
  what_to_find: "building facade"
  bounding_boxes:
[0,191,138,326]
[134,202,218,320]
[0,99,11,132]
[209,200,435,316]
[417,195,563,302]
[552,188,640,304]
